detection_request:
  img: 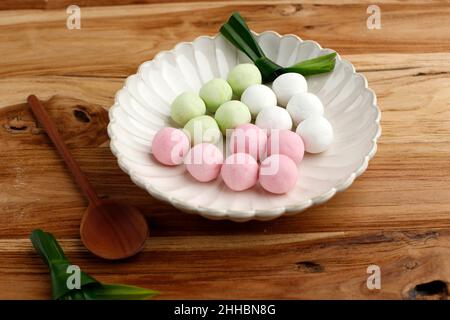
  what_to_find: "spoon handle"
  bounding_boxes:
[27,95,101,205]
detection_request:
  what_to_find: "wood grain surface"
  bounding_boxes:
[1,0,450,299]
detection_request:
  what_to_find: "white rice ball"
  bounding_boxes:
[287,92,324,125]
[296,116,333,153]
[272,73,308,107]
[241,84,277,118]
[255,106,293,132]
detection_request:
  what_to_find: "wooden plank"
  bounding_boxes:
[0,53,449,239]
[2,0,450,10]
[0,75,123,109]
[1,52,449,108]
[1,229,449,299]
[1,1,450,300]
[0,2,450,79]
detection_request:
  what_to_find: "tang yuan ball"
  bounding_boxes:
[214,100,251,134]
[171,91,206,126]
[184,143,223,182]
[183,115,221,145]
[287,92,324,125]
[230,124,267,161]
[199,78,233,113]
[296,116,334,153]
[221,153,259,191]
[267,129,305,165]
[272,73,308,106]
[241,84,277,117]
[259,154,298,194]
[255,106,292,132]
[152,127,190,166]
[227,63,262,97]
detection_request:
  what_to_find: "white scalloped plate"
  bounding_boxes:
[108,32,381,222]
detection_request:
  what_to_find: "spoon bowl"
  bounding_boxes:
[80,200,148,260]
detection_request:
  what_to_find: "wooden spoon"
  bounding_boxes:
[27,95,148,260]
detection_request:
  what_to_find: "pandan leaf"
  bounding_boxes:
[30,229,158,300]
[30,229,97,300]
[219,12,336,82]
[82,284,159,300]
[284,52,337,76]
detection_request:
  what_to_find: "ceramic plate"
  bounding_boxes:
[107,32,381,222]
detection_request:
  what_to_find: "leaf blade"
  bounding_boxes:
[219,12,337,81]
[82,284,160,300]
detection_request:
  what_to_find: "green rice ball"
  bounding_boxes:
[171,91,206,126]
[214,100,251,134]
[199,78,233,113]
[183,115,222,145]
[227,63,262,97]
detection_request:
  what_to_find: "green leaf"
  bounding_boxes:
[59,289,91,300]
[220,12,283,82]
[82,284,159,300]
[254,57,284,82]
[30,229,159,300]
[30,229,98,300]
[220,24,259,61]
[284,52,337,75]
[219,12,336,82]
[30,229,68,264]
[226,12,265,57]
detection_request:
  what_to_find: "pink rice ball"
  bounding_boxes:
[221,153,259,191]
[230,123,267,160]
[259,154,298,194]
[184,143,223,182]
[267,129,305,165]
[151,127,190,166]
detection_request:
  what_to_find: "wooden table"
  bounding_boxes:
[1,0,450,300]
